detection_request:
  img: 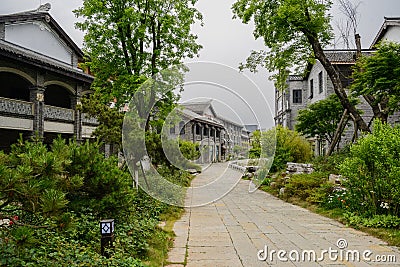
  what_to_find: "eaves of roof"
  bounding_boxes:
[0,40,93,83]
[0,12,84,58]
[370,17,400,49]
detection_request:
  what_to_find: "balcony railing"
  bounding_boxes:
[44,105,74,121]
[82,113,99,125]
[0,97,34,117]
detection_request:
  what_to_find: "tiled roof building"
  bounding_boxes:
[275,17,400,155]
[0,4,96,150]
[173,100,250,162]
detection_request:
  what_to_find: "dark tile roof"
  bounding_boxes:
[180,100,213,115]
[180,107,223,128]
[180,100,243,127]
[0,40,93,82]
[325,50,373,63]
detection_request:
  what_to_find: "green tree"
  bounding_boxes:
[296,94,357,144]
[75,0,203,145]
[232,0,370,132]
[75,0,202,105]
[351,41,400,123]
[0,137,136,224]
[0,138,77,220]
[262,125,312,172]
[249,129,261,158]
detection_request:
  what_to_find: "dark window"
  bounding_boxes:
[179,121,185,135]
[310,79,314,99]
[195,125,200,135]
[203,127,209,136]
[318,71,323,93]
[170,125,175,134]
[292,89,302,104]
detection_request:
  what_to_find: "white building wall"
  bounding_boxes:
[382,27,400,43]
[307,61,329,104]
[5,22,73,65]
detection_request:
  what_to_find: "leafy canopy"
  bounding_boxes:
[351,41,400,115]
[75,0,203,146]
[232,0,333,87]
[75,0,202,106]
[296,94,356,143]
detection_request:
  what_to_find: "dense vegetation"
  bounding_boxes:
[249,126,313,172]
[261,121,400,246]
[0,137,194,266]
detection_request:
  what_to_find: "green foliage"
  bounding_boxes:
[263,125,313,172]
[340,120,400,217]
[0,137,74,216]
[81,95,124,145]
[179,140,200,161]
[232,0,333,86]
[283,172,327,202]
[351,42,400,118]
[145,132,201,173]
[345,213,400,229]
[312,146,350,174]
[75,0,202,106]
[323,188,348,210]
[249,130,261,158]
[75,0,203,153]
[0,137,184,266]
[296,94,357,143]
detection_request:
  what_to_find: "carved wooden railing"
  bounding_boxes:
[44,105,74,121]
[0,97,33,116]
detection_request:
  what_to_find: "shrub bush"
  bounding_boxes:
[283,172,328,201]
[0,137,182,266]
[345,213,400,229]
[340,120,400,217]
[262,125,313,172]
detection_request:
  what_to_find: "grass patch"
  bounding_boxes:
[144,205,184,267]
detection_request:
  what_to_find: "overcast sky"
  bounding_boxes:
[1,0,400,129]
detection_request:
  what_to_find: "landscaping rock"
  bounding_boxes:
[328,174,344,185]
[286,162,314,174]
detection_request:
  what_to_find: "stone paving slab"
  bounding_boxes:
[166,163,400,266]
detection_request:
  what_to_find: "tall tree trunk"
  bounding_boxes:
[308,36,370,133]
[327,109,349,156]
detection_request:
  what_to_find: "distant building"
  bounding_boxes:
[175,100,250,162]
[275,17,400,155]
[0,4,96,151]
[244,124,259,134]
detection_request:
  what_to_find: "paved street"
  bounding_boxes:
[167,163,400,267]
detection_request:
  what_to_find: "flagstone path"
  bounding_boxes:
[166,163,400,266]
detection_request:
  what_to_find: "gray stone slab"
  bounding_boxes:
[166,163,400,267]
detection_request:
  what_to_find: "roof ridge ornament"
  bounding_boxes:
[35,3,52,13]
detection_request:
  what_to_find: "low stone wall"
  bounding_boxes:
[228,162,246,173]
[286,162,314,174]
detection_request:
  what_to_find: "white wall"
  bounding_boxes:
[307,61,329,104]
[382,26,400,43]
[5,22,73,65]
